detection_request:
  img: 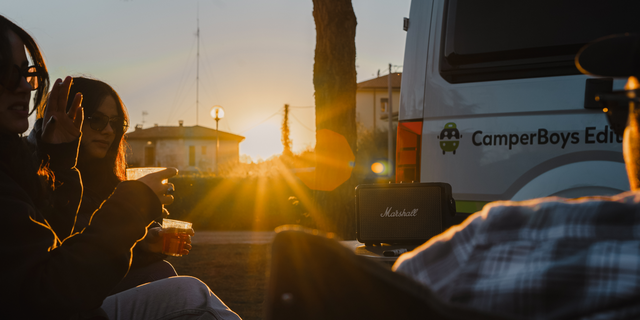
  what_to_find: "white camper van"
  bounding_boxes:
[395,0,640,213]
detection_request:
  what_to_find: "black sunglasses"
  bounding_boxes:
[1,64,44,92]
[86,113,129,133]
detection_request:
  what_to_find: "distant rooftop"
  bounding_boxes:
[126,124,245,142]
[357,72,401,90]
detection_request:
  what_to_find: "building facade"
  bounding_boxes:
[356,72,401,135]
[125,122,245,174]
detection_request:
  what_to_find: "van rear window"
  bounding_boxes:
[440,0,640,83]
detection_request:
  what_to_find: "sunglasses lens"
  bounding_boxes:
[90,114,109,131]
[1,65,20,91]
[25,66,39,90]
[91,115,128,132]
[109,118,128,132]
[2,65,41,92]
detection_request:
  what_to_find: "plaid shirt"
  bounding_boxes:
[393,192,640,320]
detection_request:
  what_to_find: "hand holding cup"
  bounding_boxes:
[161,219,194,257]
[131,167,178,205]
[143,226,194,256]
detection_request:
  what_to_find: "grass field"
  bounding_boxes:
[167,243,271,320]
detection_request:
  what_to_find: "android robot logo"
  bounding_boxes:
[437,122,461,154]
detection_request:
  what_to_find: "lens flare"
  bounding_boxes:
[296,129,355,191]
[371,162,385,174]
[625,76,639,91]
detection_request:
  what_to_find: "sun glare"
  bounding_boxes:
[240,122,283,161]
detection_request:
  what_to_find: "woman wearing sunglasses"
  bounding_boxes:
[0,15,240,320]
[31,77,184,293]
[83,77,188,292]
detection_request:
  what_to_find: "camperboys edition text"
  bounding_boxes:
[471,126,621,150]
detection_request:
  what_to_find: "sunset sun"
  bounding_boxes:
[240,121,283,161]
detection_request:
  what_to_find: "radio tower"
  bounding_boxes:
[196,5,200,125]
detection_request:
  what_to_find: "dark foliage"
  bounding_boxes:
[165,176,315,231]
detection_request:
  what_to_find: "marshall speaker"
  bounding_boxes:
[355,183,459,246]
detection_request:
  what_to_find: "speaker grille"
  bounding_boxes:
[358,186,442,241]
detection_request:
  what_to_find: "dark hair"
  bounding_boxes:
[65,77,129,196]
[0,15,49,115]
[0,15,50,208]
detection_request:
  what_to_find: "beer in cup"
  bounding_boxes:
[162,218,192,257]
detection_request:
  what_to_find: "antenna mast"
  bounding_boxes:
[196,4,200,125]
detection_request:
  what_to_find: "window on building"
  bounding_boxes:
[202,146,207,155]
[380,98,389,113]
[189,146,195,166]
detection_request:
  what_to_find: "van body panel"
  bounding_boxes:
[510,161,629,201]
[421,113,626,201]
[398,0,433,121]
[399,0,632,202]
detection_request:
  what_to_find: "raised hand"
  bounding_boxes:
[41,77,83,144]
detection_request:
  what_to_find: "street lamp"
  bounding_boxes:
[210,106,225,176]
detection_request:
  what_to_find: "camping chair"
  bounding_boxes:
[264,227,515,320]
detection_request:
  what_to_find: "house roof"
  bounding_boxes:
[125,125,245,142]
[357,73,402,90]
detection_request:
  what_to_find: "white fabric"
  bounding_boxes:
[101,276,242,320]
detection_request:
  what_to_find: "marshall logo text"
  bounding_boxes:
[380,207,419,218]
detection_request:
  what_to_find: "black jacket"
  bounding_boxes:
[75,187,168,270]
[27,119,168,269]
[0,133,161,319]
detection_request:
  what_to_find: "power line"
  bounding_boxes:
[238,107,283,134]
[200,41,219,103]
[375,64,403,77]
[174,81,198,119]
[166,39,197,124]
[222,118,232,132]
[289,112,315,132]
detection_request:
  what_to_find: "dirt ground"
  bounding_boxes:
[166,231,275,320]
[190,231,276,245]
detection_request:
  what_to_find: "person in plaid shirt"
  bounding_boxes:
[393,34,640,320]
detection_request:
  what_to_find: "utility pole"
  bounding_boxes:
[196,5,200,125]
[387,63,394,179]
[282,104,292,158]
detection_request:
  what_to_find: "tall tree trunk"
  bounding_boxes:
[312,0,357,239]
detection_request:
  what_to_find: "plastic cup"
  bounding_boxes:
[162,218,192,257]
[126,167,167,184]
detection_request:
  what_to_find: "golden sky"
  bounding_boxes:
[4,0,410,160]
